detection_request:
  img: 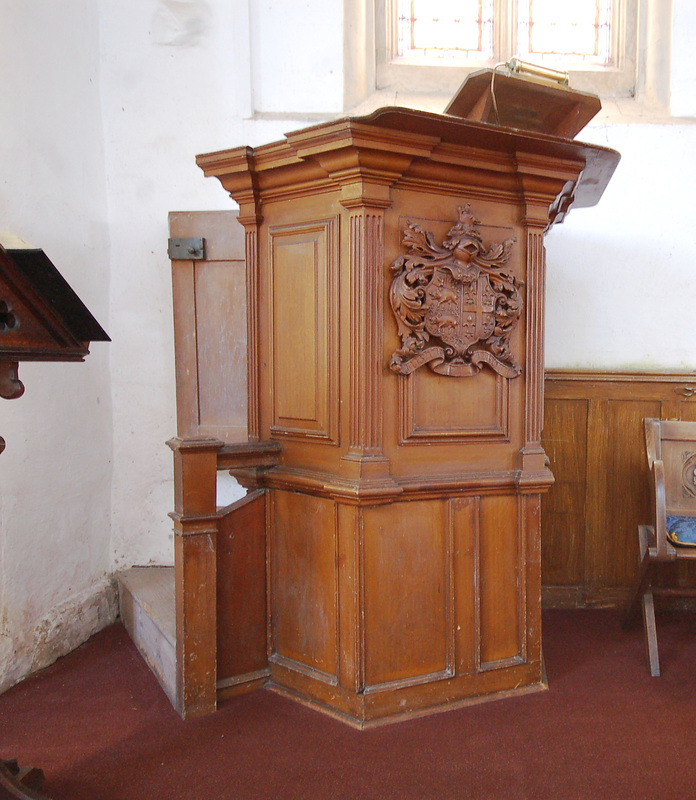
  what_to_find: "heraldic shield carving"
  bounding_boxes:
[389,204,523,378]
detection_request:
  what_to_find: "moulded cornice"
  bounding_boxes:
[513,152,586,228]
[228,462,555,504]
[196,110,619,221]
[196,146,263,211]
[285,122,439,203]
[284,119,439,161]
[196,145,255,180]
[430,141,517,173]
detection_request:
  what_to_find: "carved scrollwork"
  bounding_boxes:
[681,451,696,498]
[388,204,523,378]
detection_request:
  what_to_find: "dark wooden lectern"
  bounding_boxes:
[171,73,619,725]
[0,238,109,421]
[0,238,108,798]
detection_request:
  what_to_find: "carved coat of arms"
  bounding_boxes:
[389,204,523,378]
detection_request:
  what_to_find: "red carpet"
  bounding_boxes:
[1,610,696,799]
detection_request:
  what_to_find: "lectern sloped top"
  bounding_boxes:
[0,241,109,363]
[0,238,109,447]
[445,68,603,139]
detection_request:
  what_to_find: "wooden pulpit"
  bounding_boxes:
[171,72,619,725]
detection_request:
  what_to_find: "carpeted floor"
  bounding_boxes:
[2,610,696,799]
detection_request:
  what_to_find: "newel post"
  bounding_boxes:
[167,436,223,718]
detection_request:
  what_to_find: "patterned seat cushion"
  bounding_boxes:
[666,515,696,547]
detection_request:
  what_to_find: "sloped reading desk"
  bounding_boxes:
[0,237,108,798]
[169,71,619,725]
[0,237,109,451]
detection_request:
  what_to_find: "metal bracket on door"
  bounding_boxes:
[168,237,206,260]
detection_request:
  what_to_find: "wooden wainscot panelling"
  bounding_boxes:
[542,370,696,609]
[269,218,339,444]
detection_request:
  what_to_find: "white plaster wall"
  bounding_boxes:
[0,1,114,692]
[545,123,696,369]
[98,0,335,571]
[249,0,343,114]
[670,0,696,118]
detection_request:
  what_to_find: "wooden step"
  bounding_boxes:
[117,567,176,706]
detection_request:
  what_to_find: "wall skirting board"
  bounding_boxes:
[0,577,118,695]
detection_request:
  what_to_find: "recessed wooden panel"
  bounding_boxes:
[336,504,360,692]
[452,496,479,674]
[541,398,589,586]
[679,401,696,423]
[271,491,338,681]
[169,210,248,442]
[216,491,267,683]
[195,261,247,434]
[659,438,696,514]
[479,494,521,667]
[269,219,338,442]
[596,399,661,587]
[400,369,509,443]
[362,500,452,689]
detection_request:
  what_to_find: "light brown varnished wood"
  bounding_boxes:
[541,398,588,588]
[542,371,696,608]
[168,437,222,718]
[173,102,618,724]
[361,500,451,689]
[216,490,269,690]
[169,211,247,443]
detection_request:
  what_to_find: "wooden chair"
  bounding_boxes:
[624,418,696,676]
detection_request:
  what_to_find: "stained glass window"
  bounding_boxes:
[396,0,614,66]
[397,0,494,59]
[517,0,613,65]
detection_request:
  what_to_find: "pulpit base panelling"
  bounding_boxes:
[266,489,542,725]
